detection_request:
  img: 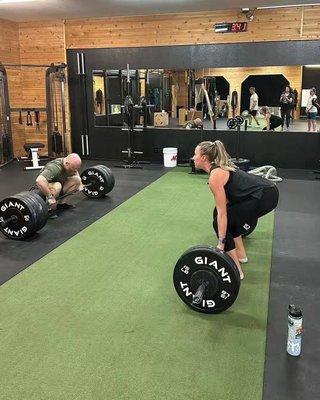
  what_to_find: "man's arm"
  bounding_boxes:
[312,97,320,109]
[252,95,258,109]
[266,114,271,130]
[36,175,52,197]
[35,175,56,206]
[306,101,311,112]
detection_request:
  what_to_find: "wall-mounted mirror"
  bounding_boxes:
[92,65,320,132]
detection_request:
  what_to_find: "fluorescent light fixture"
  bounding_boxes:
[215,23,229,33]
[304,65,320,68]
[257,3,320,9]
[0,0,37,3]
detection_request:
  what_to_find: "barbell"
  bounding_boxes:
[173,245,241,314]
[80,165,115,198]
[227,115,244,129]
[0,165,115,240]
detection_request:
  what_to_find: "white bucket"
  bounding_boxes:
[163,147,178,167]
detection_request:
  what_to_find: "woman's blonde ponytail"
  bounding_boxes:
[198,140,236,171]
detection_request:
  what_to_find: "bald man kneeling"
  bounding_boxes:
[36,153,83,210]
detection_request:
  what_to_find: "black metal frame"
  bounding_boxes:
[0,63,14,163]
[0,62,67,161]
[45,63,67,157]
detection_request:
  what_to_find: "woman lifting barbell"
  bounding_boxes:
[193,140,279,280]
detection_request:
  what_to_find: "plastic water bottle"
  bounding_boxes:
[287,304,303,356]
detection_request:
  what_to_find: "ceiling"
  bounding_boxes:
[0,0,319,22]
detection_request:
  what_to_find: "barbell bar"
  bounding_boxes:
[51,182,94,202]
[0,215,18,229]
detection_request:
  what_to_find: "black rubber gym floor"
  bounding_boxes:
[263,173,320,400]
[0,162,319,399]
[0,160,166,286]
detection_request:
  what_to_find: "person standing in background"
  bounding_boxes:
[95,89,104,115]
[279,86,293,131]
[248,87,260,127]
[231,89,238,118]
[306,87,318,132]
[292,88,298,121]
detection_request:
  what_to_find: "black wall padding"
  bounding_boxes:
[302,66,320,91]
[241,75,289,111]
[215,76,230,100]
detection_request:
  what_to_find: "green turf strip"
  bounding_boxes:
[0,168,274,400]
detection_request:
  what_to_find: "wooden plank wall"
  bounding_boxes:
[0,18,20,64]
[0,5,319,156]
[0,19,68,157]
[19,21,67,156]
[172,71,188,109]
[302,6,320,39]
[65,6,320,48]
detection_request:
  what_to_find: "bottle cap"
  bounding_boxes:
[288,304,302,318]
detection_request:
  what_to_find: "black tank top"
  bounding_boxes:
[270,114,282,126]
[211,166,275,204]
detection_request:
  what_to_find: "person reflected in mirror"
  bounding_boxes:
[231,89,238,118]
[280,85,293,131]
[292,88,298,121]
[306,87,319,132]
[193,140,279,280]
[248,86,260,127]
[260,106,283,131]
[95,89,104,115]
[185,118,203,130]
[248,87,260,128]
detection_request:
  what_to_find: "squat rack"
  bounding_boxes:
[0,63,13,165]
[0,62,68,158]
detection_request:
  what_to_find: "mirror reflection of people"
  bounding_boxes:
[192,140,279,280]
[292,88,298,120]
[231,89,238,118]
[306,87,318,132]
[248,87,260,127]
[95,89,104,115]
[279,86,293,131]
[185,118,203,130]
[260,106,283,131]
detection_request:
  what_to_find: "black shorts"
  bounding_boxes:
[213,185,279,252]
[250,110,258,117]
